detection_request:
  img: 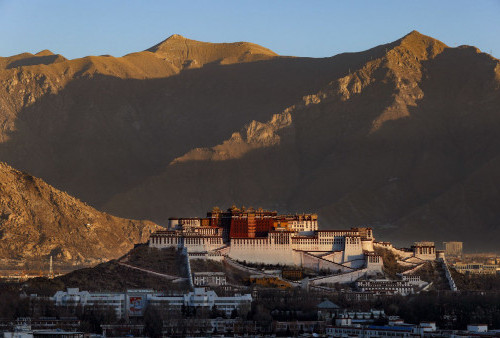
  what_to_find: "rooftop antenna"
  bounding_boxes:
[49,256,54,279]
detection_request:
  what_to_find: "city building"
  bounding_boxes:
[1,319,84,338]
[453,263,499,274]
[273,321,325,335]
[411,241,436,260]
[52,288,251,319]
[326,319,499,337]
[53,288,128,319]
[326,324,418,337]
[467,324,488,333]
[444,241,463,257]
[247,275,291,289]
[148,287,252,317]
[355,279,418,296]
[100,324,145,337]
[0,318,81,332]
[316,300,341,321]
[282,269,303,280]
[193,272,227,286]
[400,274,428,288]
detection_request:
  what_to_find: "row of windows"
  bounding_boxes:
[327,328,409,337]
[232,239,270,245]
[151,237,179,244]
[184,238,222,245]
[151,236,223,246]
[415,247,435,254]
[346,237,361,245]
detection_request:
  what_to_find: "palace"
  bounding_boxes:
[149,206,384,273]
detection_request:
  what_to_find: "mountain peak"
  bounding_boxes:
[145,34,277,67]
[385,30,448,61]
[35,49,55,56]
[404,30,425,38]
[146,34,193,53]
[399,30,447,48]
[166,34,187,40]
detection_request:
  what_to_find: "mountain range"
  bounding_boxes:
[1,31,499,254]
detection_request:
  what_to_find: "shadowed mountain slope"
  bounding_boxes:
[1,31,500,250]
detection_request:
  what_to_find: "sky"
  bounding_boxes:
[0,0,499,59]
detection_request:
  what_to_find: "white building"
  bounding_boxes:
[285,214,318,232]
[444,241,463,257]
[193,272,227,286]
[467,324,488,333]
[148,288,252,317]
[453,263,499,274]
[400,274,427,288]
[412,241,436,260]
[227,230,368,268]
[168,217,201,229]
[53,288,128,318]
[149,229,224,253]
[355,279,417,296]
[52,288,251,319]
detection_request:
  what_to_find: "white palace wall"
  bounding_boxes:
[299,252,354,273]
[342,236,365,263]
[310,268,369,285]
[373,242,414,259]
[319,252,344,264]
[228,237,302,266]
[150,233,223,253]
[227,232,366,267]
[150,233,182,249]
[288,219,318,232]
[361,239,374,251]
[149,226,377,271]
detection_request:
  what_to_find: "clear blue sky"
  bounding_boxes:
[1,0,499,59]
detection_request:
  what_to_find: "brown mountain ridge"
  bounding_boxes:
[0,162,158,265]
[1,31,499,251]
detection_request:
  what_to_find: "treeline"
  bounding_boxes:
[370,291,500,330]
[451,270,500,291]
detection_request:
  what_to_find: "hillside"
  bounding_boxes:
[0,162,158,266]
[21,246,189,295]
[1,31,500,249]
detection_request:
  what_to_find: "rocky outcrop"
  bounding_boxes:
[171,111,293,163]
[0,162,158,265]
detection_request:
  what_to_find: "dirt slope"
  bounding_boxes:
[0,162,158,265]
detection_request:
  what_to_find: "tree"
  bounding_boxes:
[211,305,221,319]
[144,305,163,338]
[78,305,116,334]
